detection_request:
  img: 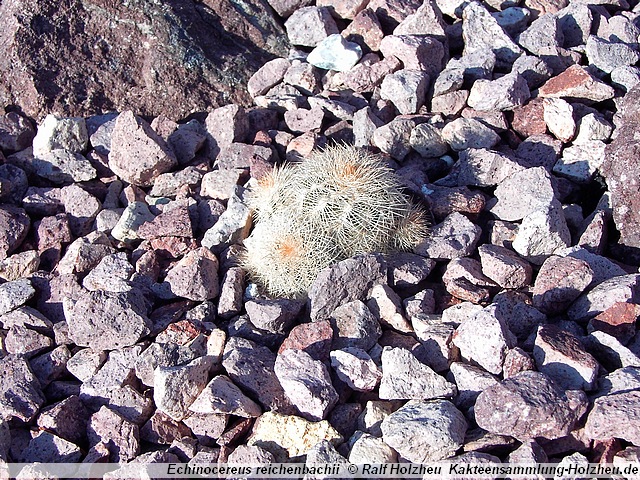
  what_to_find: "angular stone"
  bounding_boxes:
[139,410,193,445]
[379,347,456,400]
[475,371,588,440]
[431,90,469,116]
[367,284,411,333]
[387,252,436,289]
[490,167,556,222]
[381,399,467,463]
[308,253,386,323]
[307,34,363,72]
[586,330,640,370]
[189,375,261,418]
[568,274,640,322]
[22,431,82,463]
[452,304,517,375]
[245,298,304,334]
[0,278,34,316]
[163,247,219,301]
[37,395,91,445]
[154,356,213,421]
[379,35,445,77]
[32,150,96,184]
[150,167,203,198]
[247,58,291,97]
[111,201,155,243]
[5,325,52,358]
[543,97,575,142]
[285,6,339,47]
[342,9,385,53]
[373,115,426,160]
[511,99,547,138]
[590,302,639,344]
[201,189,251,252]
[0,111,35,153]
[515,133,562,169]
[330,348,381,392]
[467,73,530,111]
[455,148,525,187]
[512,202,572,265]
[448,362,498,411]
[415,212,481,260]
[87,406,140,462]
[222,337,293,413]
[380,69,429,115]
[66,289,151,350]
[0,355,45,422]
[108,111,177,187]
[409,123,449,158]
[532,255,593,315]
[462,2,523,68]
[478,244,532,289]
[82,252,134,293]
[248,411,342,461]
[538,64,615,102]
[533,324,599,391]
[348,431,397,464]
[586,390,640,445]
[32,114,88,156]
[284,107,324,134]
[441,118,500,151]
[0,205,29,261]
[30,344,72,387]
[586,35,640,74]
[553,140,607,184]
[279,320,333,362]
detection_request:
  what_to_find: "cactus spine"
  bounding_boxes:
[243,145,428,298]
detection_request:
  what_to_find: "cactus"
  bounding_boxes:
[242,144,429,298]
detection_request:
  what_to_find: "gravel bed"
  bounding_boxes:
[1,0,640,473]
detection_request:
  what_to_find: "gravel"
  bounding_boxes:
[1,0,640,470]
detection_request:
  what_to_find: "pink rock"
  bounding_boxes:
[108,111,177,187]
[379,35,445,77]
[247,58,292,98]
[342,9,385,52]
[538,64,615,102]
[532,255,594,315]
[163,247,220,301]
[478,244,532,289]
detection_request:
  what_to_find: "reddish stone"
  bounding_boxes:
[278,320,333,362]
[149,237,198,259]
[590,302,639,344]
[342,8,385,52]
[511,99,547,138]
[138,206,194,240]
[538,65,615,102]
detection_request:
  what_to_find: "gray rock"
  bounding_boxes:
[329,300,382,351]
[490,167,556,221]
[284,107,324,133]
[431,90,469,116]
[441,118,501,151]
[611,65,640,91]
[452,304,517,375]
[478,244,532,289]
[163,247,220,301]
[381,399,467,463]
[574,113,612,144]
[167,120,207,165]
[585,390,640,445]
[353,107,384,148]
[475,371,588,440]
[309,253,387,323]
[559,247,627,286]
[415,212,481,260]
[217,267,246,319]
[568,274,640,322]
[200,169,245,201]
[154,356,213,421]
[557,3,592,48]
[330,348,382,392]
[285,6,339,47]
[5,325,52,358]
[597,366,640,396]
[532,255,594,315]
[586,35,640,74]
[204,105,250,158]
[387,252,436,290]
[492,7,530,36]
[150,167,203,198]
[111,201,155,243]
[189,375,262,418]
[411,315,457,372]
[512,201,571,264]
[409,122,449,157]
[543,97,575,142]
[228,444,275,465]
[0,278,34,316]
[182,412,227,446]
[22,431,82,463]
[373,116,426,160]
[467,73,530,111]
[518,14,563,55]
[30,345,72,387]
[32,114,88,156]
[462,2,523,68]
[553,140,607,184]
[32,150,96,184]
[245,298,304,334]
[511,54,553,89]
[0,355,45,422]
[533,324,599,391]
[379,35,445,78]
[222,337,293,413]
[133,338,206,387]
[87,406,140,462]
[380,69,429,115]
[201,189,251,252]
[82,252,134,293]
[66,348,107,382]
[455,148,525,187]
[348,431,397,464]
[379,347,457,400]
[432,67,465,97]
[307,34,362,72]
[274,348,338,421]
[585,330,640,370]
[367,284,412,333]
[57,231,115,276]
[66,289,151,350]
[449,362,499,410]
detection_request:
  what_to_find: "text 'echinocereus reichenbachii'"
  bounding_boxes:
[242,144,429,298]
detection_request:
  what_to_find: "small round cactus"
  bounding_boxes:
[243,144,429,298]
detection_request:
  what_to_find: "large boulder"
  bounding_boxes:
[0,0,289,120]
